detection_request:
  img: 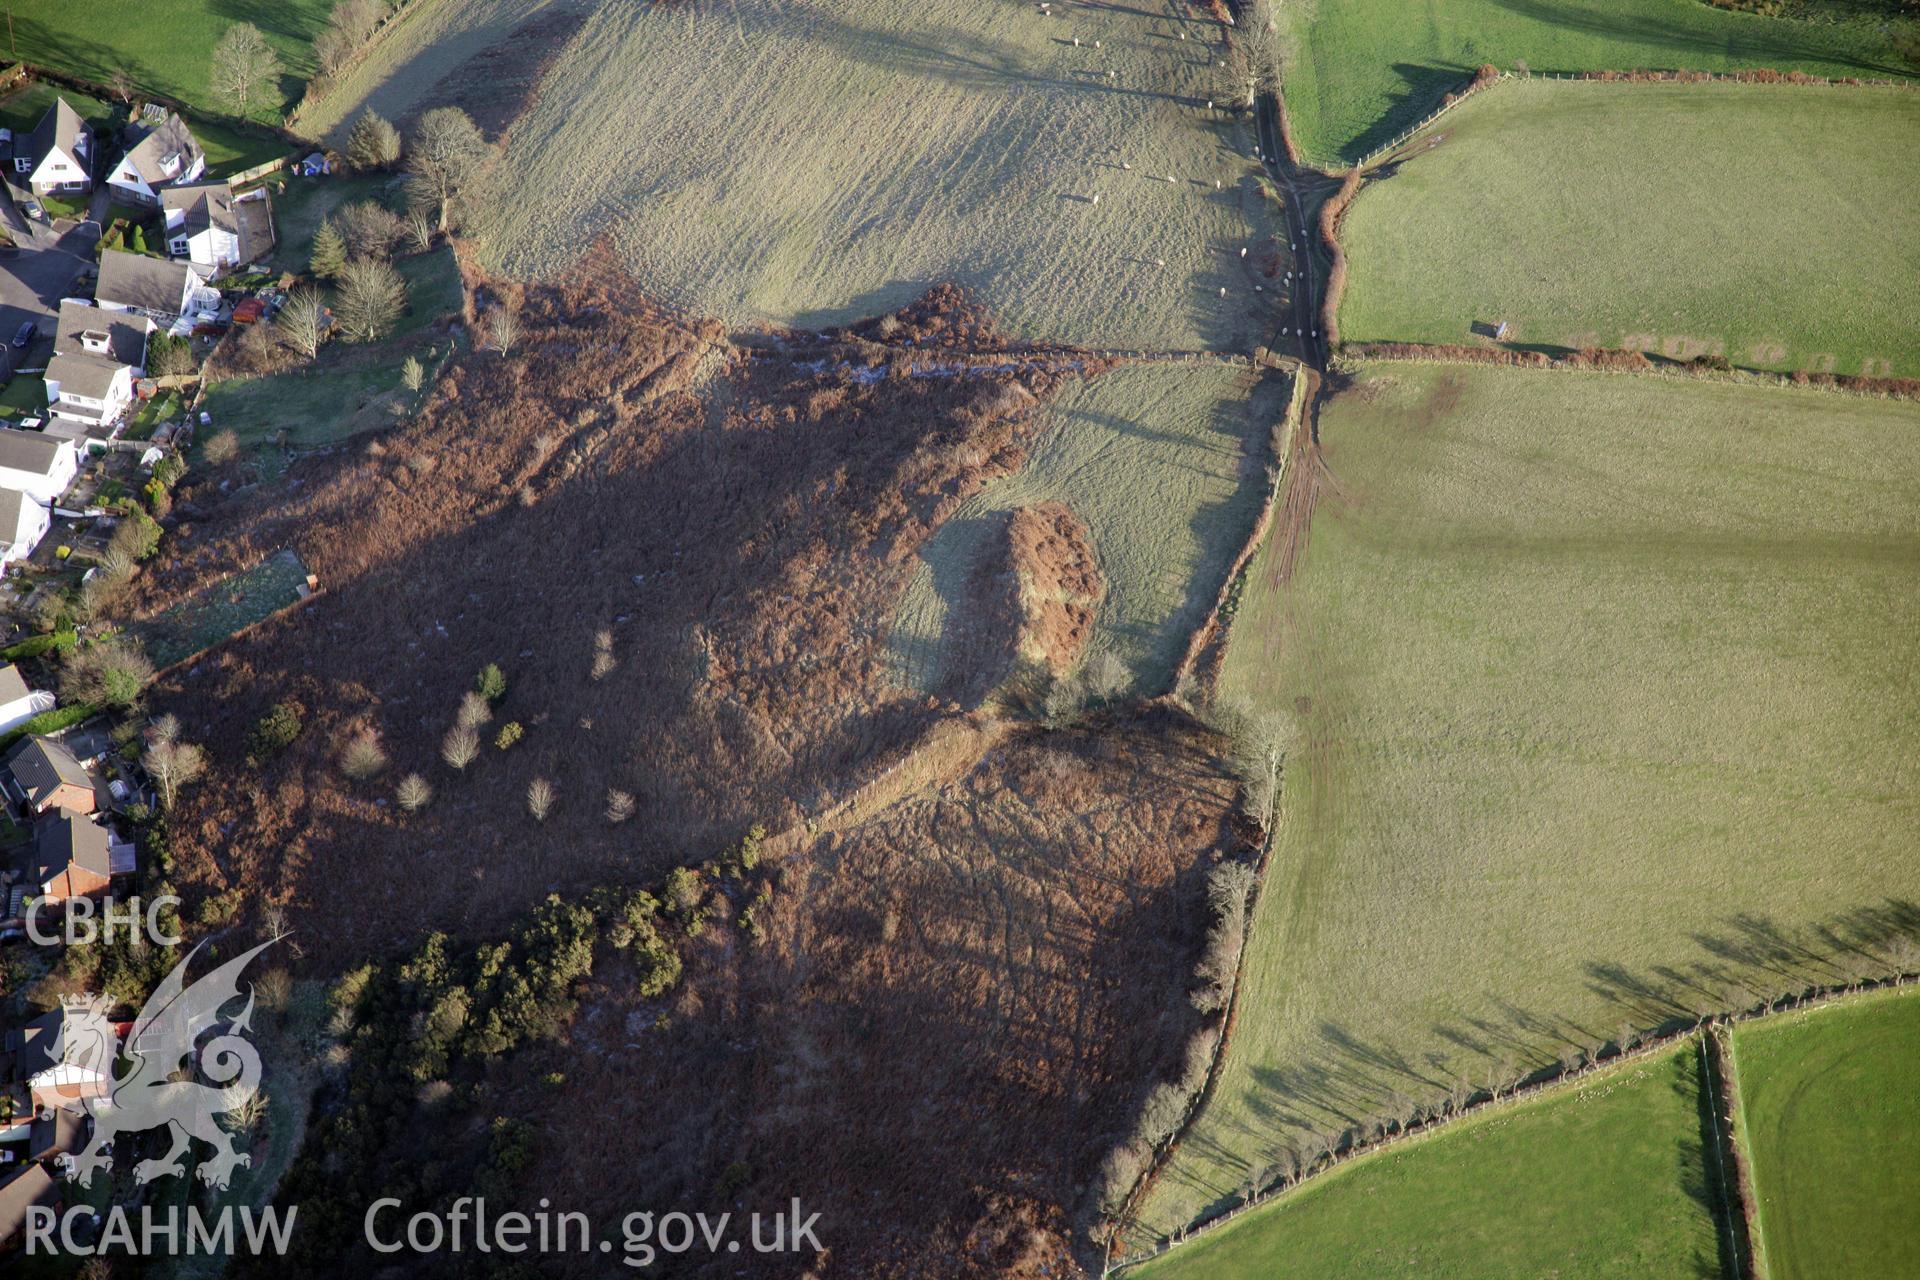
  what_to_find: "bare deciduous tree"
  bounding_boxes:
[403,209,434,254]
[277,287,329,359]
[441,725,479,770]
[107,69,136,104]
[487,305,518,358]
[336,200,403,261]
[401,355,425,393]
[202,429,240,465]
[406,107,487,232]
[144,738,207,810]
[335,258,407,342]
[590,628,615,681]
[605,788,636,824]
[456,690,492,730]
[340,729,388,779]
[344,107,401,171]
[526,777,555,822]
[210,23,282,116]
[397,773,433,812]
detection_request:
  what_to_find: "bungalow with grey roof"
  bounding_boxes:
[95,248,210,326]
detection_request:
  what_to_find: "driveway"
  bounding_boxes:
[0,211,102,371]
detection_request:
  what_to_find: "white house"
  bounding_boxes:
[43,354,134,430]
[163,181,274,272]
[54,300,150,372]
[95,249,210,326]
[105,112,204,207]
[0,662,53,735]
[0,431,77,505]
[15,97,91,199]
[0,488,50,568]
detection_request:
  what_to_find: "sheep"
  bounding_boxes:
[1154,257,1166,268]
[1239,247,1247,258]
[1122,161,1132,171]
[1092,193,1101,205]
[1219,286,1227,297]
[1215,179,1223,189]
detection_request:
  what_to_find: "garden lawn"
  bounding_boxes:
[887,364,1282,696]
[1338,81,1920,377]
[1267,0,1917,165]
[202,335,454,452]
[1135,1041,1724,1280]
[1730,985,1920,1280]
[1136,362,1920,1239]
[0,0,331,120]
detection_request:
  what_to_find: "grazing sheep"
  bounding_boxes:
[1219,286,1227,297]
[1155,257,1165,267]
[1239,247,1247,258]
[1092,193,1101,205]
[1073,36,1080,46]
[1215,179,1222,189]
[1122,161,1132,170]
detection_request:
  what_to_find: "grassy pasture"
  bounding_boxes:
[350,0,1268,349]
[1731,985,1920,1279]
[1266,0,1918,165]
[1134,1040,1723,1280]
[1338,81,1920,376]
[134,548,311,669]
[1136,362,1920,1237]
[887,364,1281,696]
[0,0,329,120]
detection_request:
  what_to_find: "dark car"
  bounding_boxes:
[10,321,34,348]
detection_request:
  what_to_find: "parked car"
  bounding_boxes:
[10,321,34,348]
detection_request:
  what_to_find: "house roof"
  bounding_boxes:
[0,663,28,706]
[33,812,111,887]
[28,1105,84,1162]
[162,180,238,238]
[0,429,69,479]
[96,249,193,314]
[3,1008,64,1077]
[119,112,202,187]
[6,735,91,808]
[0,1164,60,1243]
[0,489,32,542]
[45,351,125,402]
[27,97,86,167]
[54,300,149,367]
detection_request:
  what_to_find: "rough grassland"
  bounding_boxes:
[1136,1041,1722,1280]
[467,0,1267,349]
[1270,0,1917,165]
[1339,82,1920,376]
[1138,362,1920,1236]
[1731,985,1920,1280]
[888,365,1281,695]
[2,0,330,119]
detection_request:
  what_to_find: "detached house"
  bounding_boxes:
[0,491,48,570]
[0,431,77,506]
[3,735,96,817]
[29,812,112,904]
[14,97,91,199]
[44,302,150,433]
[96,248,210,327]
[163,180,274,272]
[6,1005,115,1113]
[105,112,204,207]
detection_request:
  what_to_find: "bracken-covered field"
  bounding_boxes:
[1266,0,1918,165]
[1134,1041,1723,1280]
[1731,985,1920,1280]
[307,0,1281,350]
[888,363,1286,697]
[1337,82,1920,376]
[1136,361,1920,1237]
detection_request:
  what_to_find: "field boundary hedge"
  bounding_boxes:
[1705,1027,1766,1280]
[1344,65,1920,171]
[1111,972,1920,1273]
[1337,341,1920,401]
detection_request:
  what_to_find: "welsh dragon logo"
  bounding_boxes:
[53,939,275,1190]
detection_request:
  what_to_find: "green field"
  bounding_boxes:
[204,333,456,453]
[1136,362,1920,1237]
[316,0,1276,349]
[1731,985,1920,1279]
[887,364,1281,696]
[1338,82,1920,376]
[134,548,311,669]
[2,0,330,120]
[1267,0,1918,165]
[1135,1040,1723,1279]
